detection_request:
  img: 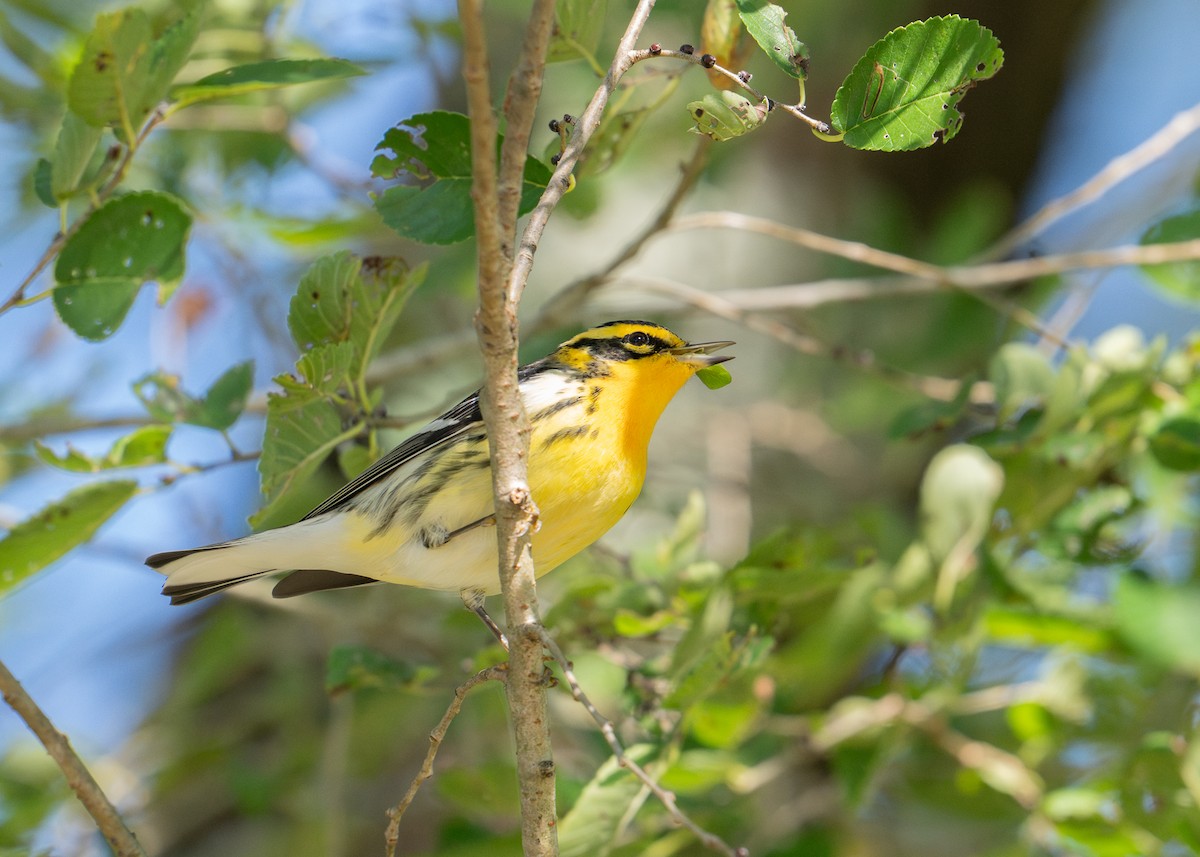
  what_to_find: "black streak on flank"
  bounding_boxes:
[541,425,591,450]
[531,396,583,422]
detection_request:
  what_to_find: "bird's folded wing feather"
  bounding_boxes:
[302,391,484,520]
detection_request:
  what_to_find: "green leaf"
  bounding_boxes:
[143,3,203,109]
[989,342,1055,422]
[696,363,733,389]
[0,480,138,591]
[133,361,253,431]
[1113,575,1200,677]
[171,58,366,109]
[34,425,172,473]
[888,379,972,439]
[983,605,1116,653]
[558,744,657,857]
[687,91,770,141]
[50,110,104,201]
[53,191,192,341]
[1140,209,1200,301]
[1149,416,1200,471]
[325,645,435,695]
[197,361,255,431]
[735,0,809,79]
[547,0,607,64]
[32,158,54,207]
[371,111,553,245]
[830,16,1003,152]
[251,381,362,529]
[67,9,154,140]
[919,444,1003,564]
[287,252,424,385]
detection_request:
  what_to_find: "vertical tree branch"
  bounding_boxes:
[497,0,558,249]
[458,2,560,855]
[0,658,147,857]
[509,0,658,304]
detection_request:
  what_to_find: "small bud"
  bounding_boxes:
[548,118,560,133]
[679,44,694,55]
[649,43,662,55]
[737,70,752,83]
[700,53,716,68]
[562,113,574,125]
[550,153,562,166]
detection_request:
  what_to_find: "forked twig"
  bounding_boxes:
[384,665,507,857]
[537,629,748,857]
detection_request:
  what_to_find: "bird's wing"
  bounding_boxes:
[302,390,483,520]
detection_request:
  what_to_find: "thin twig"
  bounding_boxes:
[509,0,659,305]
[984,100,1200,262]
[497,0,558,253]
[533,135,713,330]
[0,658,147,857]
[811,692,1042,808]
[538,629,748,857]
[384,666,507,857]
[630,274,972,402]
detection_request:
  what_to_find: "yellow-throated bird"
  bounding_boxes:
[149,320,733,608]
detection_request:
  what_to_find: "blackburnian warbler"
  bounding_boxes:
[149,321,733,607]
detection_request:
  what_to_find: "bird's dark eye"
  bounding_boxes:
[625,331,651,347]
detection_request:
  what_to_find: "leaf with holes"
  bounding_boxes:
[53,191,191,340]
[372,111,552,244]
[133,361,253,431]
[287,251,424,387]
[830,16,1003,152]
[735,0,809,80]
[67,8,154,139]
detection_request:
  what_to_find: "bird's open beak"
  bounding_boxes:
[667,339,735,367]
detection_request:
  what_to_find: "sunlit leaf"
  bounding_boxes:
[1113,575,1200,677]
[547,0,606,64]
[696,363,733,389]
[67,8,153,138]
[558,744,656,857]
[0,480,138,591]
[830,16,1003,151]
[171,58,365,108]
[702,0,746,88]
[50,110,103,201]
[990,342,1055,422]
[688,90,770,141]
[35,425,172,473]
[919,444,1003,564]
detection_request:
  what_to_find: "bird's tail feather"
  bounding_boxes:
[148,517,367,605]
